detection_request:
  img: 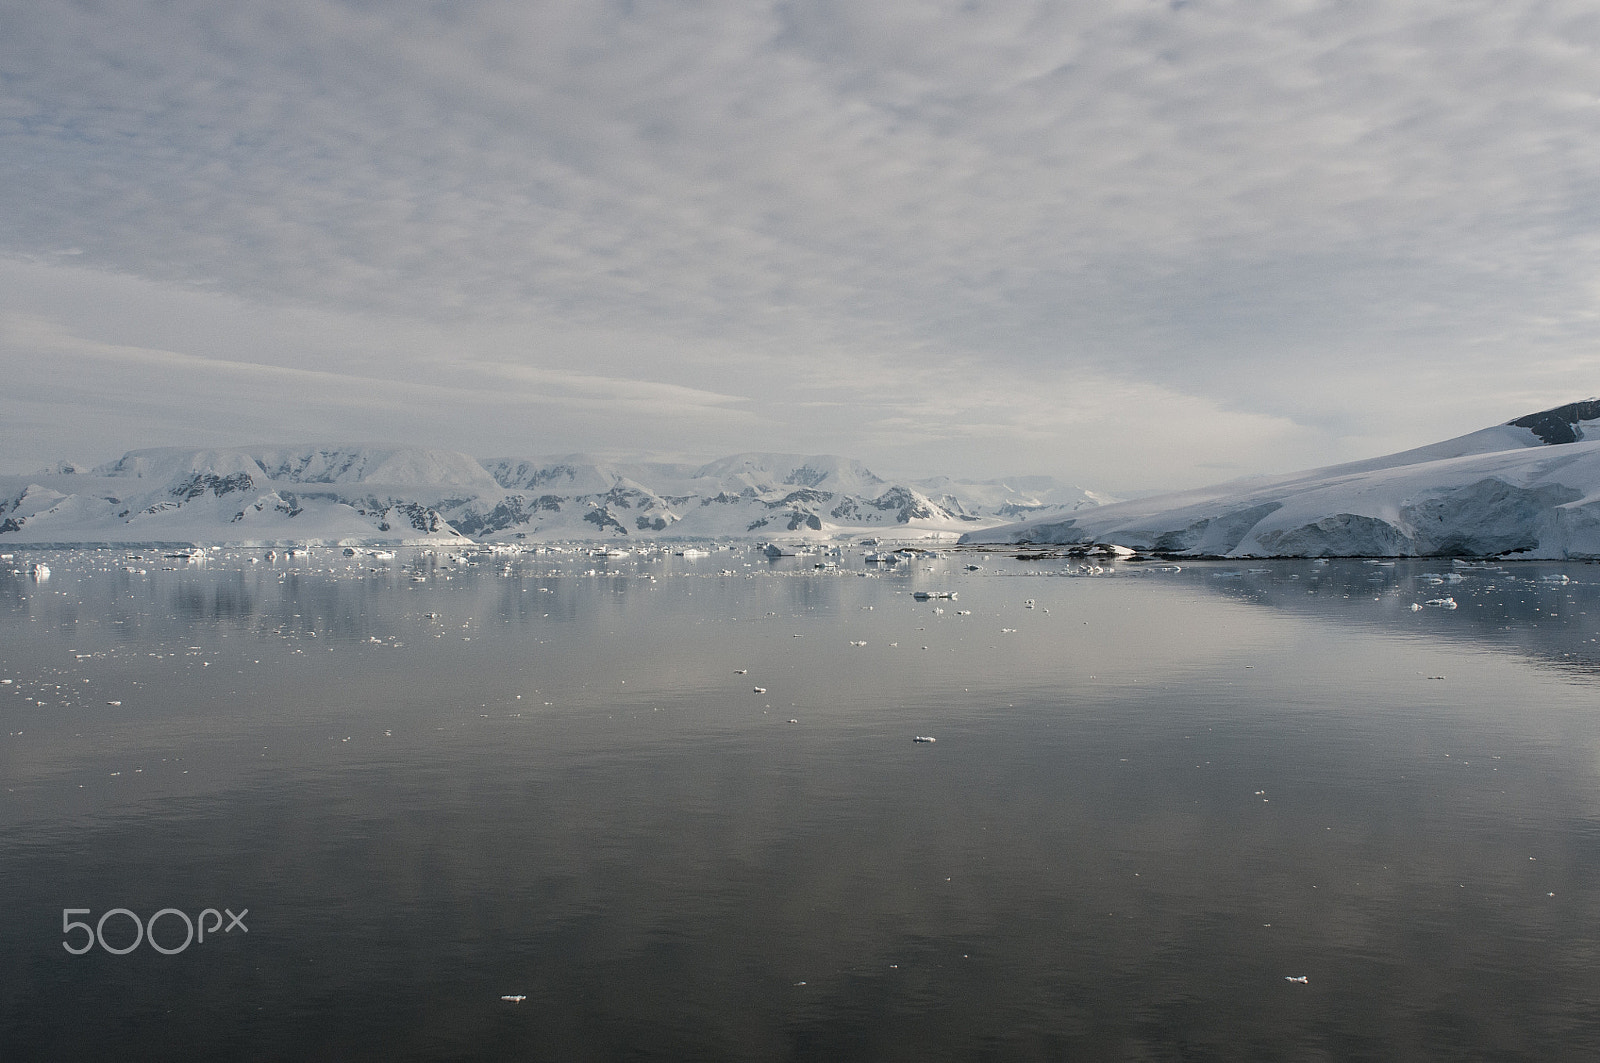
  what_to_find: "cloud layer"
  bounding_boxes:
[4,1,1600,488]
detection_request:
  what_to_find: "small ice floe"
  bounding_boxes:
[106,700,121,706]
[500,995,526,1003]
[1424,597,1458,609]
[1000,628,1017,633]
[753,686,767,693]
[734,669,748,674]
[849,640,867,647]
[1410,603,1423,612]
[1541,574,1571,584]
[1284,976,1309,985]
[965,564,982,571]
[788,718,798,724]
[913,735,936,743]
[912,591,957,600]
[30,564,50,580]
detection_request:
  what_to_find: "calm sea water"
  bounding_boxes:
[4,546,1600,1060]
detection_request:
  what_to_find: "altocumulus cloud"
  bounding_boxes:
[3,0,1600,488]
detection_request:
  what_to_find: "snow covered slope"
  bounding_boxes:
[452,453,1107,541]
[0,446,1105,545]
[0,445,479,545]
[962,400,1600,559]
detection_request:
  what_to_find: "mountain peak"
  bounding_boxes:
[1507,398,1600,446]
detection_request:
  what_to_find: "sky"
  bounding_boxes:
[3,0,1600,493]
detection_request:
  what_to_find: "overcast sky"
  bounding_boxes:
[3,0,1599,492]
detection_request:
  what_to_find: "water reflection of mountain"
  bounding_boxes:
[1179,559,1600,678]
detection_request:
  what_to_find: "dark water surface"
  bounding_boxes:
[4,547,1600,1060]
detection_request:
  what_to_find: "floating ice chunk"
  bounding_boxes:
[912,735,936,743]
[30,564,49,580]
[501,995,526,1003]
[1410,603,1423,611]
[1285,976,1309,984]
[734,669,747,674]
[849,640,867,647]
[753,687,767,693]
[1424,598,1458,609]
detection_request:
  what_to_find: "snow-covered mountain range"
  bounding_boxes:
[0,446,1107,546]
[963,399,1600,559]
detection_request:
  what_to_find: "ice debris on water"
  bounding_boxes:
[500,995,527,1003]
[1285,976,1309,984]
[753,686,767,694]
[1424,598,1458,609]
[913,735,936,743]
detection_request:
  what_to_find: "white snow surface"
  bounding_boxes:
[962,401,1600,558]
[0,445,1104,546]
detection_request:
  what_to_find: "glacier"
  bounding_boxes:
[961,399,1600,559]
[0,446,1105,547]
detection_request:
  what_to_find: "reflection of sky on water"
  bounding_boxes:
[1185,558,1600,680]
[3,549,1600,1058]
